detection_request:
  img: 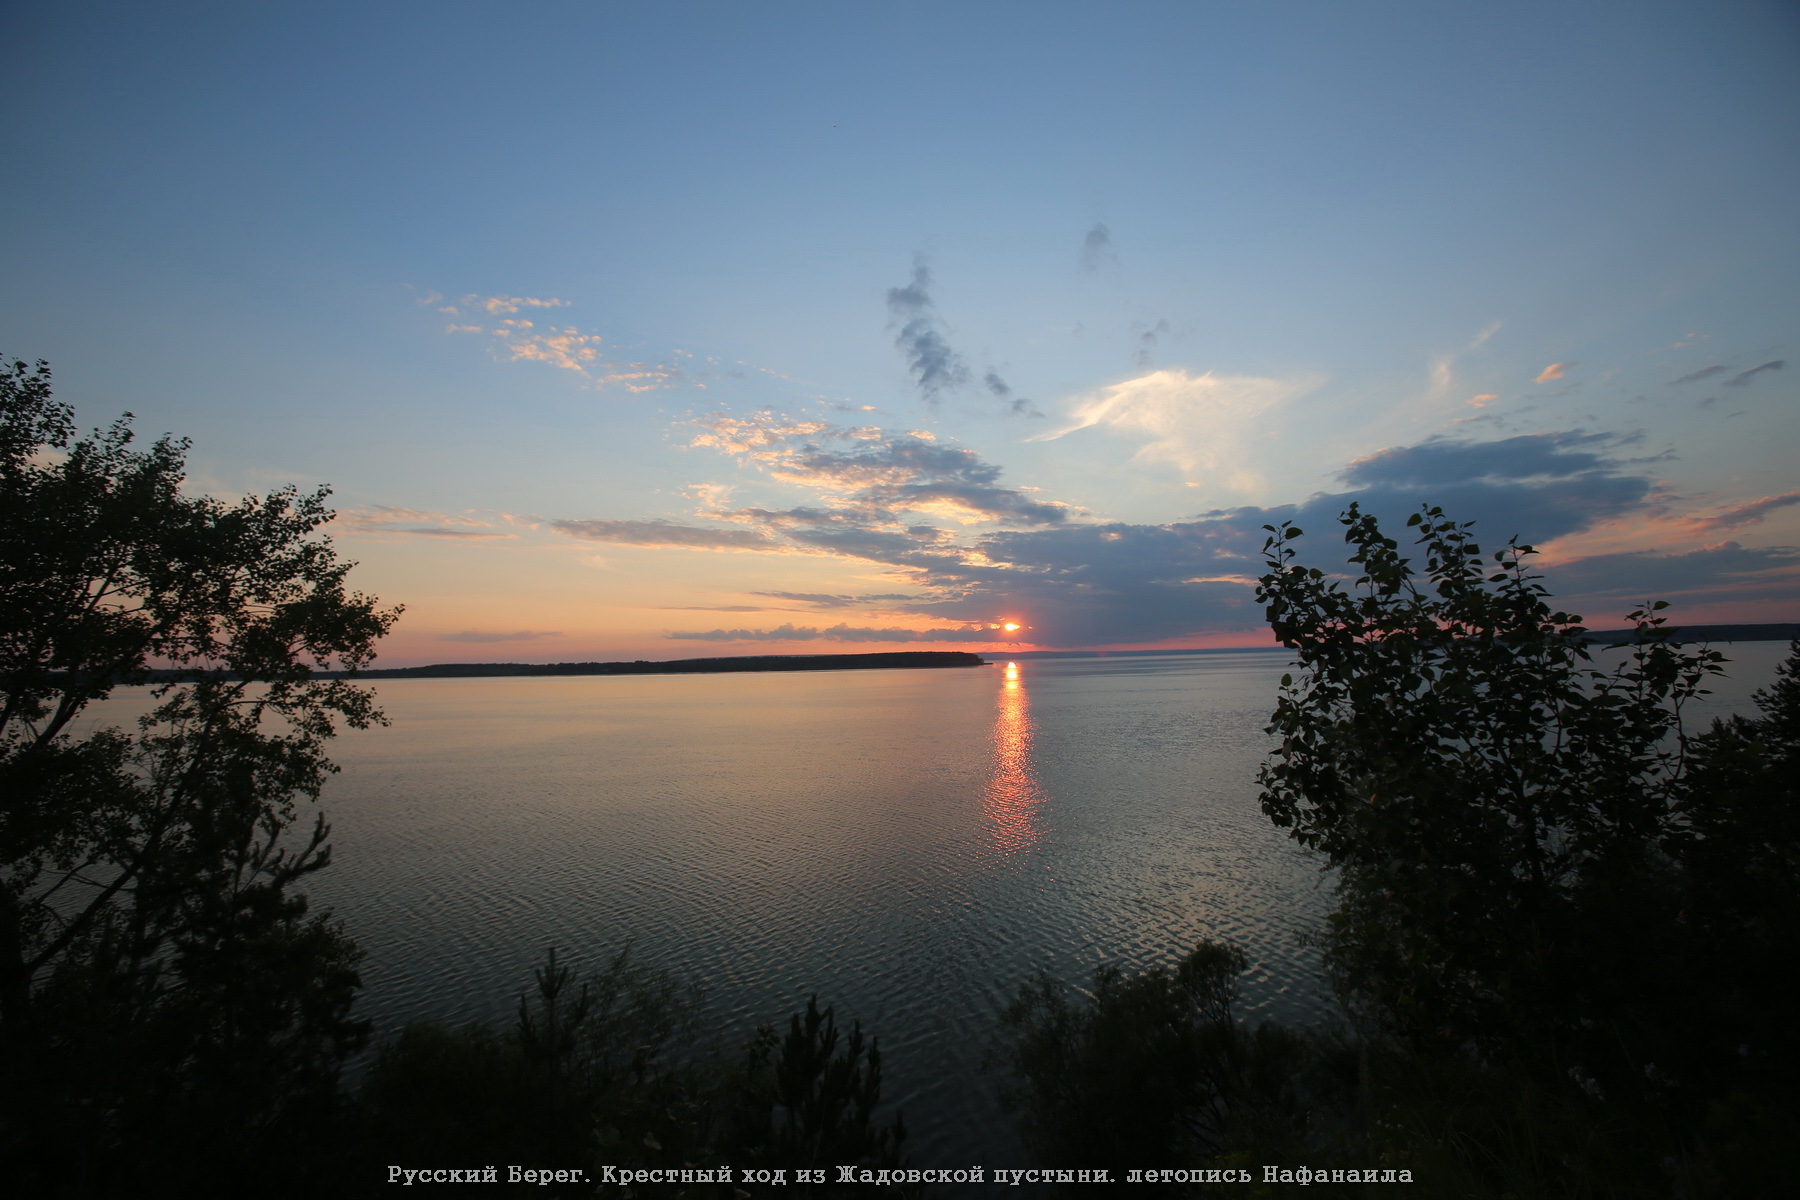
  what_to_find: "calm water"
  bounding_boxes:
[309,650,1331,1167]
[86,642,1791,1168]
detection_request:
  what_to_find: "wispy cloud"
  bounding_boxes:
[1079,223,1117,273]
[1030,367,1322,495]
[1533,362,1571,384]
[752,591,867,608]
[434,293,706,392]
[983,370,1042,418]
[440,630,563,643]
[332,506,516,539]
[549,518,779,551]
[1671,364,1727,385]
[1132,319,1171,370]
[689,411,1070,526]
[1426,321,1502,401]
[886,262,971,403]
[668,622,992,643]
[657,605,778,612]
[1726,359,1785,387]
[1535,542,1800,602]
[475,295,570,315]
[1681,491,1800,534]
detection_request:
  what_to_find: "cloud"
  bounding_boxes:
[1341,431,1619,488]
[689,412,1070,527]
[474,295,571,316]
[886,262,970,402]
[752,591,865,608]
[555,420,1787,649]
[1726,360,1785,387]
[1538,542,1800,603]
[1030,368,1322,494]
[436,294,701,392]
[983,370,1042,418]
[440,630,563,643]
[1671,364,1727,385]
[668,622,993,643]
[1533,362,1571,384]
[658,605,777,612]
[549,518,779,551]
[331,506,516,539]
[1427,321,1502,402]
[1681,491,1800,534]
[1132,319,1171,370]
[1079,223,1117,273]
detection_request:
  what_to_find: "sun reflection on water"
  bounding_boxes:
[984,661,1043,856]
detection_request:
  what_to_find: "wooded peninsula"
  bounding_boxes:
[340,650,987,679]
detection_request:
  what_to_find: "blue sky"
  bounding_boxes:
[4,0,1796,663]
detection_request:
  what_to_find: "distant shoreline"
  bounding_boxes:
[128,623,1794,683]
[328,650,986,680]
[999,622,1799,660]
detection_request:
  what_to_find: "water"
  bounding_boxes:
[76,640,1791,1168]
[306,650,1333,1168]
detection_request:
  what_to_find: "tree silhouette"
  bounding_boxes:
[0,357,399,1196]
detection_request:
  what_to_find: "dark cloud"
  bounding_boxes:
[1726,360,1785,387]
[1341,431,1617,487]
[1685,492,1800,533]
[440,630,562,643]
[1132,319,1170,369]
[550,519,777,551]
[572,425,1789,649]
[752,592,864,608]
[393,527,512,538]
[1325,432,1652,542]
[668,623,991,643]
[759,430,1071,526]
[332,505,515,539]
[1537,542,1800,603]
[866,431,1669,646]
[1079,223,1117,273]
[886,263,970,402]
[984,370,1043,418]
[658,605,773,612]
[1671,364,1727,384]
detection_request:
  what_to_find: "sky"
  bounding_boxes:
[3,0,1797,666]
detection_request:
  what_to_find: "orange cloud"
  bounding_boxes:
[1533,362,1568,383]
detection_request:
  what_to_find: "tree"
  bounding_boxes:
[0,357,400,1193]
[1254,502,1798,1193]
[992,941,1340,1193]
[1256,503,1724,1049]
[357,947,913,1198]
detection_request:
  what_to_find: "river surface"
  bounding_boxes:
[89,642,1791,1169]
[310,649,1329,1167]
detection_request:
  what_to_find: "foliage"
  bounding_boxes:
[1256,503,1724,1048]
[356,947,913,1198]
[1253,502,1799,1195]
[0,356,399,1194]
[992,941,1350,1193]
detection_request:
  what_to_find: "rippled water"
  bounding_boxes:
[306,650,1330,1165]
[82,641,1791,1169]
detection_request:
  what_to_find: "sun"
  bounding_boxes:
[1002,622,1021,632]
